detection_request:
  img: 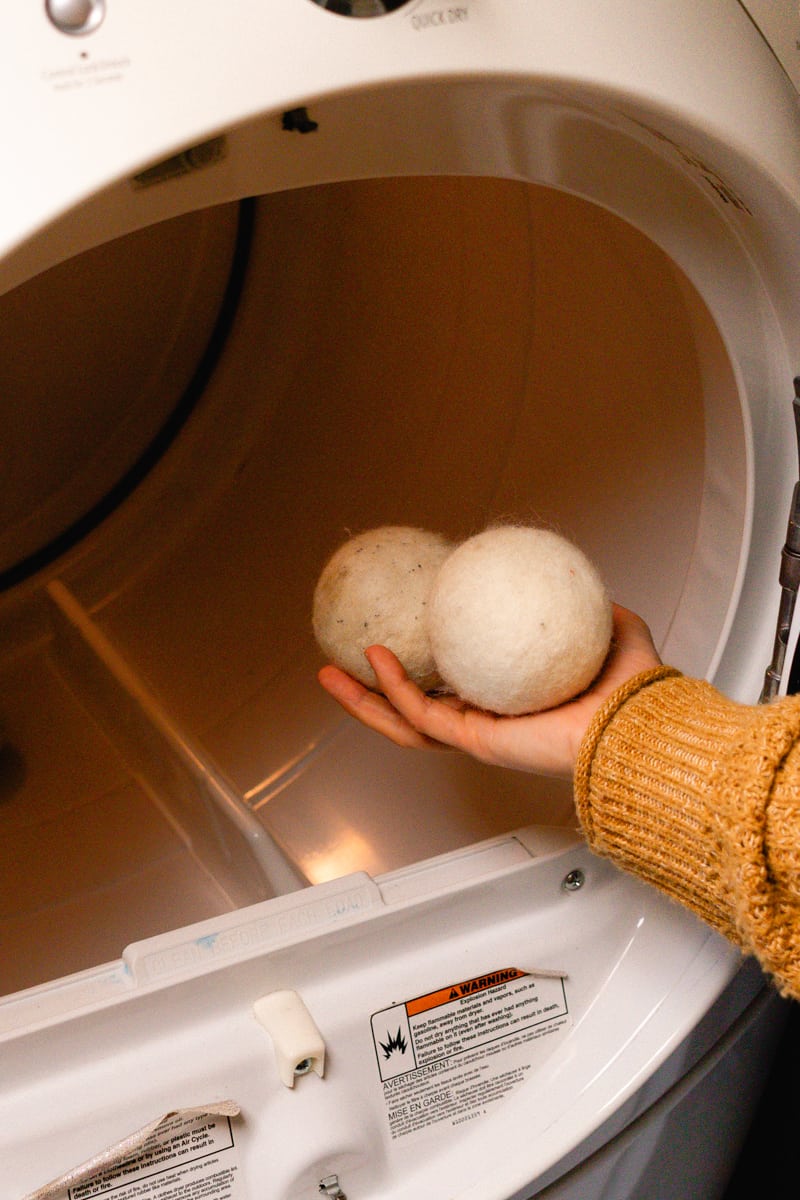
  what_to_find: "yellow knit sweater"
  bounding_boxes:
[574,667,800,1000]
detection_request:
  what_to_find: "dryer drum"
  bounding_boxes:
[0,176,751,997]
[0,200,255,591]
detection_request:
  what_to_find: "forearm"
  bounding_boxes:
[574,669,800,999]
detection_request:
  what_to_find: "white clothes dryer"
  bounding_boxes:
[1,2,799,1198]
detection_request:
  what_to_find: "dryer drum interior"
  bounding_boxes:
[0,173,750,993]
[2,8,800,1196]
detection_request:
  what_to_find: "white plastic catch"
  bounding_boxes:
[253,989,326,1088]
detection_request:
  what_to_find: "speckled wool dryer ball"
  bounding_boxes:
[313,525,454,690]
[427,526,613,715]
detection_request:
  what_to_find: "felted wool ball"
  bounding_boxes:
[313,525,453,690]
[427,526,613,714]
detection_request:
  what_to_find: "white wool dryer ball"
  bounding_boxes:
[313,525,453,690]
[427,526,613,715]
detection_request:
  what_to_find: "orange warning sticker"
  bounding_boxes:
[371,965,571,1142]
[405,968,528,1016]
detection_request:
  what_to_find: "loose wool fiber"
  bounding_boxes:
[427,526,613,714]
[313,525,453,690]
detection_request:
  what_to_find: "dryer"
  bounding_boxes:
[2,2,799,1197]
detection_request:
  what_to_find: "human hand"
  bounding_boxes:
[317,605,661,778]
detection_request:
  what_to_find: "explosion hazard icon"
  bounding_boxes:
[379,1028,409,1061]
[371,1004,414,1081]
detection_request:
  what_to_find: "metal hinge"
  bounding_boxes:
[318,1176,347,1198]
[761,377,800,701]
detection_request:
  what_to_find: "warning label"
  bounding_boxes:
[68,1111,244,1200]
[371,967,569,1141]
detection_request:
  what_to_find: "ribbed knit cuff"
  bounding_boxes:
[712,694,800,994]
[575,668,800,997]
[575,669,747,944]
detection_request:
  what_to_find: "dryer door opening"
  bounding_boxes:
[0,174,749,997]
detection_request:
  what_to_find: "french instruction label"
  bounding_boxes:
[25,1104,243,1200]
[371,967,570,1142]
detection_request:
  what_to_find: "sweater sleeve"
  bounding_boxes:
[574,667,800,999]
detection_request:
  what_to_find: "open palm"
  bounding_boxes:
[318,605,661,778]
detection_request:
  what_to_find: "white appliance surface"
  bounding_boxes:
[2,2,800,1197]
[0,830,762,1200]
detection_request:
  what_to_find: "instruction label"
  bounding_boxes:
[68,1110,244,1200]
[371,967,570,1142]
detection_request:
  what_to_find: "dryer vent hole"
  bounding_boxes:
[282,107,319,134]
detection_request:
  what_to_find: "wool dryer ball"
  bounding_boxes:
[427,526,613,715]
[313,526,453,690]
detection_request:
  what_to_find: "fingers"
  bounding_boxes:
[364,645,490,753]
[319,647,484,755]
[317,661,445,750]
